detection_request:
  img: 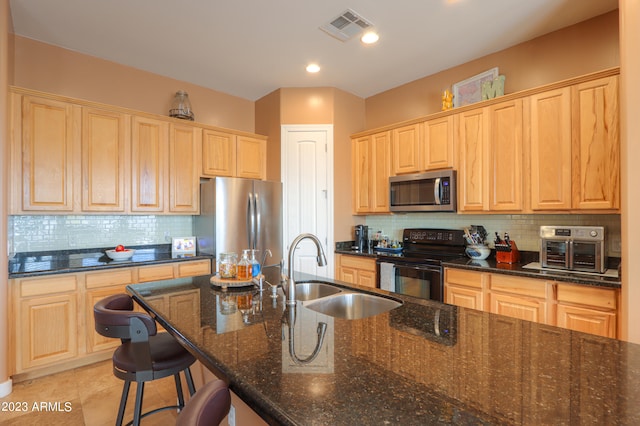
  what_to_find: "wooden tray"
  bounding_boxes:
[210,275,255,289]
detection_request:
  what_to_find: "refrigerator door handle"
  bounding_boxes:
[247,192,256,250]
[253,192,260,250]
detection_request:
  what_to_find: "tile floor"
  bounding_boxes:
[0,360,188,425]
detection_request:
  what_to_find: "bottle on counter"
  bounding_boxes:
[218,252,238,278]
[250,249,261,277]
[237,249,252,280]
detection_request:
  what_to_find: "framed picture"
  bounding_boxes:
[172,236,196,257]
[452,68,499,107]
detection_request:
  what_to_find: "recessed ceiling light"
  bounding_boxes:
[306,63,321,73]
[361,31,379,44]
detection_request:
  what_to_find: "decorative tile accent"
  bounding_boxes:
[8,215,193,253]
[365,213,621,256]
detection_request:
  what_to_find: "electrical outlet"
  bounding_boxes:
[228,404,236,426]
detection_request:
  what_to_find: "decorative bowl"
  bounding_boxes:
[465,244,491,260]
[106,249,135,261]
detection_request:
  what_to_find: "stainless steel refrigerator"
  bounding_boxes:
[194,177,283,271]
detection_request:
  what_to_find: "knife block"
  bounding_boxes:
[495,240,520,264]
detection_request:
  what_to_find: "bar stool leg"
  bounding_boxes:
[174,374,185,409]
[184,367,196,397]
[116,380,131,426]
[132,382,145,426]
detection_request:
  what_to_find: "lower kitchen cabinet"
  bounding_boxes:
[9,259,211,380]
[444,267,619,338]
[335,254,377,288]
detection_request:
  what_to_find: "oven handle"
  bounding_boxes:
[391,263,442,273]
[568,240,574,270]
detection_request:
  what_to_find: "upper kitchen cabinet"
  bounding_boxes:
[530,87,574,210]
[571,76,620,210]
[131,116,168,213]
[488,99,524,211]
[10,93,81,213]
[530,76,620,212]
[82,108,130,212]
[236,135,267,180]
[352,131,391,214]
[169,123,201,213]
[391,123,421,175]
[456,108,489,212]
[202,130,267,180]
[422,116,455,171]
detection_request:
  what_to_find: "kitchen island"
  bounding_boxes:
[128,273,640,425]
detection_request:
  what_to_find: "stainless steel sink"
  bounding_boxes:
[303,292,402,320]
[295,282,342,301]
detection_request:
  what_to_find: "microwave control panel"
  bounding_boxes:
[539,226,604,241]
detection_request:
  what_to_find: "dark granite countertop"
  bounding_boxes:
[335,244,621,289]
[127,273,640,425]
[8,244,213,278]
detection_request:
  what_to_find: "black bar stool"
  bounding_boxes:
[176,379,231,426]
[94,294,196,426]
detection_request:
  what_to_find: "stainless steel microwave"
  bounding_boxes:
[389,170,456,212]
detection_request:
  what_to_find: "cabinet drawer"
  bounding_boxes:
[177,260,211,277]
[490,274,549,299]
[19,275,78,298]
[445,268,486,289]
[138,264,175,282]
[339,255,376,272]
[556,284,617,310]
[85,268,134,289]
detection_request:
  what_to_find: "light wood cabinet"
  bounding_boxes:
[352,131,391,214]
[530,87,573,210]
[391,123,421,175]
[169,123,201,213]
[15,94,81,212]
[335,254,377,288]
[9,259,211,379]
[571,76,620,210]
[445,267,619,338]
[422,116,455,170]
[202,130,267,180]
[488,99,524,211]
[456,108,489,212]
[13,275,80,372]
[556,283,617,338]
[236,135,267,180]
[82,107,129,212]
[131,115,168,212]
[444,267,487,310]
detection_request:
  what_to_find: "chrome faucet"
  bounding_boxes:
[285,233,327,306]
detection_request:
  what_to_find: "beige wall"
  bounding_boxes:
[255,87,366,242]
[619,0,640,343]
[1,0,12,394]
[13,36,255,132]
[365,11,620,129]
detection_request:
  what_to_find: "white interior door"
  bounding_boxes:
[282,125,334,279]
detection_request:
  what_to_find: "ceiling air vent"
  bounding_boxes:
[320,8,373,42]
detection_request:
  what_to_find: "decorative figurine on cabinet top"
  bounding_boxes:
[481,75,506,101]
[442,89,454,111]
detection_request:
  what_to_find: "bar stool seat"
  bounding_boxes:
[94,293,196,426]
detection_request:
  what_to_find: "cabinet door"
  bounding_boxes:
[571,76,620,210]
[488,99,523,211]
[236,135,266,180]
[169,123,200,213]
[82,108,129,212]
[371,131,391,212]
[556,304,616,338]
[422,116,454,170]
[489,292,547,323]
[445,285,484,310]
[131,116,168,212]
[530,88,572,210]
[357,270,376,288]
[21,95,80,211]
[392,123,421,175]
[202,129,236,177]
[456,109,489,211]
[352,136,372,213]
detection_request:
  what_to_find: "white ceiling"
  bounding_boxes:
[9,0,618,101]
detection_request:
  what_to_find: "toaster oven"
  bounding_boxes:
[539,226,606,273]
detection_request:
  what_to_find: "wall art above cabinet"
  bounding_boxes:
[8,87,267,215]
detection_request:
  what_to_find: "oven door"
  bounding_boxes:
[378,260,443,302]
[540,239,570,270]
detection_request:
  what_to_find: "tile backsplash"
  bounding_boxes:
[364,213,622,257]
[8,215,193,254]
